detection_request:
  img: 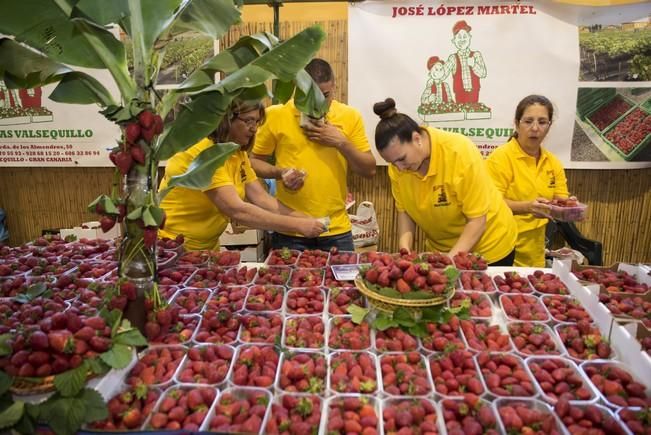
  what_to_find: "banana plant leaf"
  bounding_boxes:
[0,0,125,70]
[170,0,242,40]
[0,38,115,107]
[165,141,240,191]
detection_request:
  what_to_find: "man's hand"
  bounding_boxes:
[302,121,347,148]
[298,218,326,238]
[529,198,552,219]
[281,168,307,191]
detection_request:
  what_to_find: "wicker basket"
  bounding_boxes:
[354,276,453,314]
[10,375,57,396]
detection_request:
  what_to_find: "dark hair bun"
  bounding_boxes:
[373,98,397,120]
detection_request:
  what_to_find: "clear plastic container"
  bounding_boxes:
[173,343,235,389]
[201,386,272,434]
[555,403,632,435]
[205,285,249,314]
[156,249,179,270]
[327,250,358,266]
[428,349,486,398]
[83,383,164,431]
[381,396,444,434]
[326,286,367,316]
[320,394,381,435]
[283,286,327,316]
[253,265,292,286]
[554,322,619,363]
[459,319,514,353]
[549,201,588,222]
[218,265,257,286]
[147,314,200,347]
[459,270,496,294]
[244,284,285,313]
[500,293,551,323]
[419,251,454,269]
[450,290,493,319]
[184,266,222,289]
[507,321,567,357]
[474,352,538,399]
[296,249,330,268]
[579,360,651,409]
[238,312,284,345]
[326,315,373,352]
[229,344,280,390]
[525,355,599,405]
[375,327,420,353]
[493,271,535,294]
[327,350,380,396]
[527,271,570,296]
[124,345,188,390]
[191,311,240,346]
[143,385,219,431]
[419,320,465,354]
[540,294,594,323]
[287,267,325,288]
[494,397,567,435]
[439,396,498,434]
[265,248,301,267]
[265,393,323,434]
[617,407,650,435]
[274,350,327,396]
[169,287,212,315]
[283,315,326,351]
[378,351,434,397]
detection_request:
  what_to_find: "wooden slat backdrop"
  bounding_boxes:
[0,20,649,264]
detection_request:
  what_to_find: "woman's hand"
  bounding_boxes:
[281,168,306,191]
[529,198,552,219]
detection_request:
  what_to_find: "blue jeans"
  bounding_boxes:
[271,231,355,252]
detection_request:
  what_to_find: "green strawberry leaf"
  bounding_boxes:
[126,206,144,220]
[0,335,12,358]
[100,343,133,369]
[407,323,428,338]
[444,265,461,285]
[80,388,109,423]
[114,328,148,347]
[421,306,446,323]
[86,357,110,376]
[0,401,24,430]
[375,287,403,299]
[54,360,88,397]
[372,315,398,331]
[347,304,369,324]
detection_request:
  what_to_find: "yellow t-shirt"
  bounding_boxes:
[252,100,371,237]
[486,137,569,266]
[389,127,517,264]
[159,138,257,251]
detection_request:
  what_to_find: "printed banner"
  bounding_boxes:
[348,0,651,169]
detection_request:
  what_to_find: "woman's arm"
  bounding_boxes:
[449,214,486,257]
[244,181,306,218]
[397,211,417,252]
[505,198,551,218]
[205,185,323,237]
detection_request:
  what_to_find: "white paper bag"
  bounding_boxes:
[349,201,379,248]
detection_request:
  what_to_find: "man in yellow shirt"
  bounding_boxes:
[250,58,376,251]
[372,98,517,265]
[160,101,325,251]
[486,95,570,267]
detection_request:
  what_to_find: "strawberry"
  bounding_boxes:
[130,145,146,164]
[29,330,49,350]
[122,408,142,429]
[89,336,111,352]
[124,122,141,144]
[114,150,133,175]
[48,330,73,353]
[141,127,156,142]
[152,115,164,134]
[143,227,157,249]
[138,110,155,129]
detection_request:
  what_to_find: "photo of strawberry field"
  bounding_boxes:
[1,236,650,434]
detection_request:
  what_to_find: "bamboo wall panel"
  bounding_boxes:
[0,19,649,265]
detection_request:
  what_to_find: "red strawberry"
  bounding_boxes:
[117,203,127,222]
[130,145,146,164]
[143,227,157,249]
[124,122,141,144]
[48,330,73,353]
[138,111,155,129]
[29,331,49,350]
[89,336,111,352]
[141,127,156,143]
[114,151,133,175]
[84,316,107,331]
[108,148,119,166]
[122,408,142,429]
[153,115,164,134]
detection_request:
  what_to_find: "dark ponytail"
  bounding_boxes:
[372,98,421,151]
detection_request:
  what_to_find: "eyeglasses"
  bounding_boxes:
[235,115,261,129]
[519,118,551,129]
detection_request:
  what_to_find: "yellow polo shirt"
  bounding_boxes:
[486,138,569,266]
[252,100,371,237]
[389,127,517,263]
[159,138,257,251]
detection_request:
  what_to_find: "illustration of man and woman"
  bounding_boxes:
[420,20,487,105]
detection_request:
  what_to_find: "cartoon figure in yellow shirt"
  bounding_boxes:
[486,95,574,267]
[159,100,325,251]
[372,98,517,265]
[251,58,376,251]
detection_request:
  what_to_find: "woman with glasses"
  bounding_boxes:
[372,98,517,266]
[486,95,571,267]
[159,100,325,251]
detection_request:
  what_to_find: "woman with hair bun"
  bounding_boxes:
[372,98,517,265]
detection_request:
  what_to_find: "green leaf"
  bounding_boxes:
[86,358,110,376]
[142,206,158,227]
[444,266,460,285]
[375,287,403,299]
[13,413,35,435]
[402,290,438,300]
[346,304,369,324]
[293,69,328,119]
[272,79,297,104]
[421,306,445,323]
[0,38,71,89]
[126,206,144,220]
[0,401,24,430]
[166,142,239,190]
[79,388,109,423]
[71,0,129,27]
[393,308,414,323]
[372,315,398,331]
[0,371,12,395]
[171,0,241,40]
[100,343,132,369]
[54,361,88,397]
[114,328,148,347]
[407,323,428,338]
[99,308,122,332]
[49,71,116,106]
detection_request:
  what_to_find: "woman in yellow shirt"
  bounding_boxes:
[372,98,517,265]
[159,100,325,251]
[486,95,570,267]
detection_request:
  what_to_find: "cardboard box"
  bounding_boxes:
[220,241,264,263]
[354,244,378,254]
[219,222,263,246]
[60,221,121,241]
[570,261,650,297]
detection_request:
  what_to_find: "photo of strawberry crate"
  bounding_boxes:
[585,94,633,132]
[602,106,651,160]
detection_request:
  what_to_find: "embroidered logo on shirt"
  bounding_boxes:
[433,184,451,207]
[547,170,556,189]
[240,162,247,182]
